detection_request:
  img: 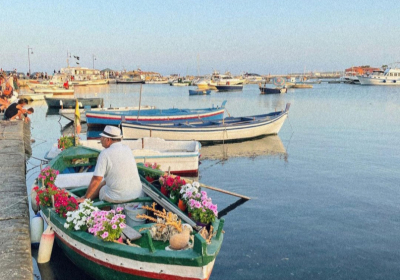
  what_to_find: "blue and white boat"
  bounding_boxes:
[189,89,211,96]
[86,101,227,126]
[121,104,290,143]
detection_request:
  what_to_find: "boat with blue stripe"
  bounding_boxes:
[86,101,227,126]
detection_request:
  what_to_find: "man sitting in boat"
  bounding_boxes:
[77,125,144,203]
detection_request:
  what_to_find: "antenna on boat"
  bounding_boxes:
[137,84,143,121]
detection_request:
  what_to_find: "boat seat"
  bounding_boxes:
[54,172,94,189]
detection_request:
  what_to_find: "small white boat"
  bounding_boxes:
[33,85,75,95]
[122,104,290,143]
[18,92,53,101]
[45,137,200,176]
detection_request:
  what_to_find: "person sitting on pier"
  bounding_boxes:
[77,125,143,204]
[3,98,34,122]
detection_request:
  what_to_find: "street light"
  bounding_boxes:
[28,45,33,77]
[93,54,96,69]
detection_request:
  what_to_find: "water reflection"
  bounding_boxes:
[200,135,288,161]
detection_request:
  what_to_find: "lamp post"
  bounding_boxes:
[92,54,96,69]
[28,45,33,77]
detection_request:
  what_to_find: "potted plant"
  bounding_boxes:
[142,162,161,183]
[159,175,186,204]
[58,135,75,150]
[178,182,201,212]
[187,190,218,227]
[64,199,99,231]
[87,207,127,242]
[37,166,59,187]
[53,189,79,218]
[33,183,59,207]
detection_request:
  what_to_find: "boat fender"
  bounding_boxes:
[226,81,230,85]
[393,80,396,83]
[30,185,39,213]
[383,80,386,83]
[30,213,44,248]
[37,226,55,263]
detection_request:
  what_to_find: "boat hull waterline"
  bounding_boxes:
[122,104,290,142]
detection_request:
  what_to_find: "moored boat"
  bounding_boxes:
[189,89,211,96]
[36,146,224,280]
[85,101,227,126]
[121,103,290,143]
[259,85,287,94]
[215,84,243,92]
[44,96,104,108]
[359,67,400,85]
[45,137,201,176]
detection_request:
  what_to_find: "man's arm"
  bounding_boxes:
[76,175,104,203]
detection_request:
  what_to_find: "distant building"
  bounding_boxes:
[345,66,381,75]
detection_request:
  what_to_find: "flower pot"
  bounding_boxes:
[116,236,123,243]
[145,176,155,183]
[160,186,169,196]
[178,199,187,212]
[169,194,179,204]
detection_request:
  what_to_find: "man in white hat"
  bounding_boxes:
[77,125,143,203]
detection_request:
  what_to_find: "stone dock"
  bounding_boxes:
[0,121,33,280]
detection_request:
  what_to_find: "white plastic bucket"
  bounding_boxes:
[124,203,147,227]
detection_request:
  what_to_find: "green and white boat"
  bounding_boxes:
[38,146,224,280]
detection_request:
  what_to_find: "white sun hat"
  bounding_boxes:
[99,125,122,139]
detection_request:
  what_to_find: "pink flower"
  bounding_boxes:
[119,223,126,229]
[112,224,117,230]
[101,232,109,239]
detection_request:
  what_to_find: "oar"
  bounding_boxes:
[182,176,251,201]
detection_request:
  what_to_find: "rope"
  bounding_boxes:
[0,196,29,213]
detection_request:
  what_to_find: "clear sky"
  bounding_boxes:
[1,0,399,76]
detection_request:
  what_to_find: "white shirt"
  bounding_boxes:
[94,141,143,202]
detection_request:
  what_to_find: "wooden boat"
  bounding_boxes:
[32,85,75,95]
[18,92,53,101]
[291,83,313,89]
[85,101,227,126]
[215,84,243,92]
[44,137,201,176]
[37,146,224,280]
[189,89,211,96]
[59,105,156,123]
[121,103,290,143]
[259,86,287,94]
[44,96,104,108]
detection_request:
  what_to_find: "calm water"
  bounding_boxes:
[25,83,400,280]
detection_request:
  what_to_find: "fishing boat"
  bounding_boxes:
[37,146,224,280]
[121,103,290,143]
[215,84,243,92]
[44,137,201,176]
[85,101,227,126]
[32,85,75,95]
[44,96,104,108]
[59,105,156,123]
[18,92,53,101]
[291,83,313,89]
[259,85,287,94]
[189,89,211,96]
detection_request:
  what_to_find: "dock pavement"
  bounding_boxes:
[0,120,33,280]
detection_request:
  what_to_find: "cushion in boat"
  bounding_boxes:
[54,172,94,189]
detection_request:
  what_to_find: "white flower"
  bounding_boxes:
[64,223,69,229]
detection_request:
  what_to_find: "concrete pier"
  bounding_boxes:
[0,121,33,280]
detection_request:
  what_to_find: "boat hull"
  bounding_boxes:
[215,85,243,92]
[259,87,287,94]
[122,105,289,143]
[359,76,400,85]
[43,215,215,280]
[189,90,211,96]
[44,96,104,108]
[116,79,145,84]
[86,102,227,126]
[45,138,200,176]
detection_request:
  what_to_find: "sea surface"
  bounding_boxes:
[25,82,400,280]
